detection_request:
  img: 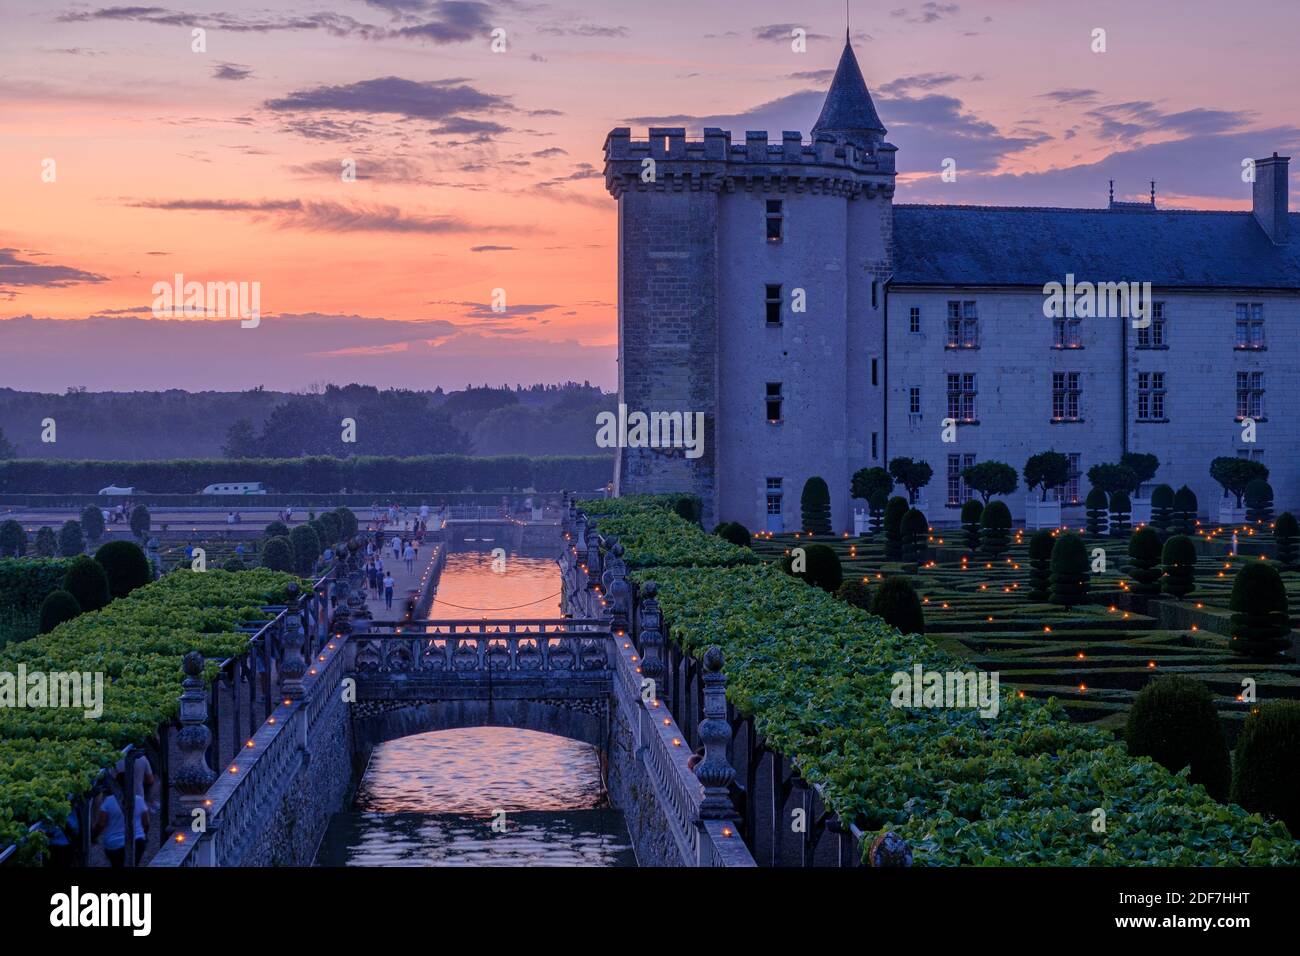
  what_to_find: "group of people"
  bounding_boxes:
[102,501,135,525]
[40,750,157,868]
[224,511,245,525]
[369,502,441,534]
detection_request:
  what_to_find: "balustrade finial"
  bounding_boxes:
[172,650,216,828]
[695,645,737,820]
[637,581,665,700]
[280,613,307,700]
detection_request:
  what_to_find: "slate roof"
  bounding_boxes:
[812,40,886,138]
[892,204,1300,290]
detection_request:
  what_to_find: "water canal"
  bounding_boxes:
[315,549,637,867]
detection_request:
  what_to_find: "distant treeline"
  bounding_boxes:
[0,456,614,495]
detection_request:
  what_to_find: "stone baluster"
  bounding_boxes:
[172,651,217,830]
[585,524,603,591]
[601,536,620,591]
[695,646,738,820]
[637,581,666,704]
[575,511,588,553]
[280,611,307,701]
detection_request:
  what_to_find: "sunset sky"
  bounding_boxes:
[2,0,1296,392]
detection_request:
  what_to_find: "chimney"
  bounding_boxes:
[1252,152,1290,245]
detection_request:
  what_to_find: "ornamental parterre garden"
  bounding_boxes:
[580,494,1299,865]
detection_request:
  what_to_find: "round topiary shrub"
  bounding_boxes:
[79,504,105,545]
[901,508,929,563]
[783,542,843,592]
[1049,532,1089,606]
[264,520,290,540]
[800,477,833,535]
[835,579,872,610]
[62,555,110,612]
[1229,562,1291,657]
[33,525,57,558]
[334,506,359,539]
[870,576,925,635]
[1126,527,1163,595]
[1084,487,1108,536]
[714,521,752,548]
[0,519,26,558]
[290,524,322,575]
[1245,479,1274,525]
[223,557,246,572]
[1173,485,1198,535]
[262,535,294,572]
[1109,490,1132,539]
[883,496,909,560]
[317,511,342,544]
[1125,675,1231,801]
[93,540,151,599]
[58,520,85,557]
[980,500,1011,557]
[960,499,983,554]
[1230,700,1300,837]
[1150,484,1175,533]
[38,589,81,634]
[1161,534,1197,599]
[1026,529,1054,601]
[1275,512,1299,569]
[673,496,699,525]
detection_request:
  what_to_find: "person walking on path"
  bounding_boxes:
[403,541,415,573]
[383,572,395,611]
[390,534,401,560]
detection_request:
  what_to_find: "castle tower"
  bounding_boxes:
[604,40,895,532]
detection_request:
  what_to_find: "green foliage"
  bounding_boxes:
[901,508,929,563]
[1126,676,1230,801]
[288,524,322,576]
[1173,485,1198,535]
[1150,484,1175,532]
[1023,451,1071,502]
[850,466,892,502]
[1229,563,1291,657]
[960,499,983,554]
[979,500,1011,557]
[1049,532,1090,606]
[57,520,84,557]
[578,504,757,569]
[1026,529,1054,601]
[61,555,110,613]
[1231,701,1300,837]
[264,520,290,540]
[37,589,81,635]
[1274,512,1299,569]
[1244,479,1274,524]
[222,558,246,572]
[800,477,833,535]
[783,542,843,593]
[79,505,105,545]
[1210,456,1268,508]
[835,579,872,610]
[93,541,152,599]
[129,504,151,540]
[673,496,698,525]
[0,519,26,558]
[1119,452,1159,488]
[33,526,57,558]
[317,510,342,544]
[867,490,888,535]
[961,460,1018,504]
[261,535,294,573]
[883,496,909,560]
[0,558,72,614]
[870,575,925,635]
[713,522,752,548]
[1084,487,1109,536]
[333,506,359,539]
[1109,490,1132,539]
[1161,535,1198,599]
[1087,462,1139,496]
[888,457,933,502]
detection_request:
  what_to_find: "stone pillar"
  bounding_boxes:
[695,645,737,820]
[172,651,216,830]
[575,511,588,553]
[280,612,307,701]
[585,525,603,591]
[637,581,665,704]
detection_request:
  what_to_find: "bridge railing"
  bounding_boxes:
[351,620,612,676]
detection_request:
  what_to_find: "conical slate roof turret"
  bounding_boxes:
[812,38,886,144]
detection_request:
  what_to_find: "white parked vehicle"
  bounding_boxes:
[98,485,135,495]
[200,482,267,495]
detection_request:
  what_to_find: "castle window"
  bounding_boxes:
[766,477,784,515]
[908,386,921,415]
[871,358,878,387]
[1136,302,1166,348]
[766,382,783,422]
[946,372,976,422]
[765,284,783,325]
[766,200,784,242]
[1236,448,1264,462]
[909,307,920,333]
[947,453,975,506]
[1236,371,1264,419]
[1235,303,1264,349]
[871,432,878,460]
[1136,372,1166,421]
[1051,371,1081,421]
[1053,315,1082,349]
[945,301,978,348]
[871,280,878,309]
[1065,453,1081,504]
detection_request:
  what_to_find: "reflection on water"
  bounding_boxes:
[427,551,562,620]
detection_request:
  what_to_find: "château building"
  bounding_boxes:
[603,39,1299,532]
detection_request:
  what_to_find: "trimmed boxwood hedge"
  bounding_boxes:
[588,498,1298,865]
[0,559,74,613]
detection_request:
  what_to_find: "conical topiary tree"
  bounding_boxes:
[0,519,25,558]
[1049,532,1090,606]
[901,508,929,563]
[129,504,151,542]
[867,489,888,535]
[1149,484,1176,533]
[1275,512,1299,569]
[94,540,152,598]
[38,589,81,634]
[1126,675,1231,801]
[289,524,322,576]
[1085,487,1108,537]
[58,519,85,557]
[1026,529,1054,602]
[1126,527,1163,595]
[1245,479,1274,525]
[883,495,909,561]
[800,477,832,535]
[262,535,294,572]
[1230,701,1300,837]
[1173,485,1198,535]
[980,500,1011,558]
[870,576,925,635]
[33,525,57,558]
[783,542,843,592]
[960,499,983,554]
[1161,535,1197,599]
[1109,490,1132,538]
[1229,562,1291,657]
[80,505,105,546]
